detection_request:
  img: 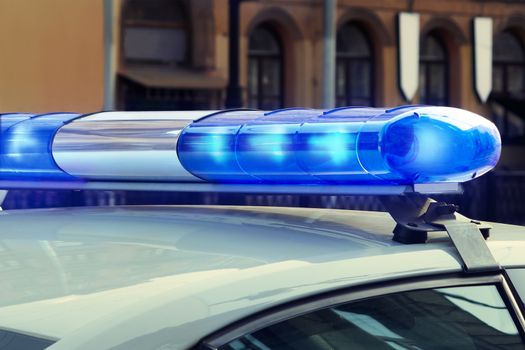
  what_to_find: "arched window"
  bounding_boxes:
[247,25,284,110]
[492,31,525,140]
[122,0,189,65]
[336,23,374,106]
[419,33,448,106]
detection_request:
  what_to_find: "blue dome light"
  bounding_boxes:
[176,110,263,182]
[0,106,501,186]
[0,113,79,179]
[177,106,501,184]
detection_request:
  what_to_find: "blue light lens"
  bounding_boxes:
[378,107,501,183]
[0,113,34,132]
[177,110,263,182]
[297,107,387,183]
[236,109,320,182]
[0,113,79,179]
[177,106,501,184]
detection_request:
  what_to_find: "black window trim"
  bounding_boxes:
[0,327,58,349]
[335,22,375,107]
[419,32,449,106]
[247,24,285,110]
[198,273,525,350]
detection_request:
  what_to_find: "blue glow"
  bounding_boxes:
[311,133,351,164]
[178,109,322,182]
[385,104,426,113]
[236,109,320,182]
[245,132,287,160]
[0,113,34,132]
[380,110,501,183]
[297,122,375,183]
[0,107,500,184]
[177,125,247,182]
[177,106,501,184]
[296,107,387,183]
[177,110,263,182]
[236,124,305,182]
[0,113,79,179]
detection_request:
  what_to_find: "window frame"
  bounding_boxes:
[121,0,190,66]
[335,23,375,107]
[247,25,285,110]
[198,273,525,349]
[491,31,525,143]
[419,32,449,106]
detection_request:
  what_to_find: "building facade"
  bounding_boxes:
[118,0,525,169]
[0,0,524,168]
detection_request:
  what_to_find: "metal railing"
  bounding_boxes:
[2,171,524,226]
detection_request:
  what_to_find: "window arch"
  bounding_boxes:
[419,32,449,106]
[336,23,374,106]
[247,25,284,110]
[122,0,189,65]
[492,31,525,140]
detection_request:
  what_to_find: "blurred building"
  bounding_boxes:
[0,0,104,113]
[1,0,525,222]
[116,0,525,168]
[1,0,524,167]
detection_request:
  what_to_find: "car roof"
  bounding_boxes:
[1,205,524,349]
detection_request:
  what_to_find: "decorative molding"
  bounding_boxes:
[398,12,420,102]
[337,7,393,46]
[473,17,493,103]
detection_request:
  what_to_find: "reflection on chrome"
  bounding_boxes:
[53,114,198,181]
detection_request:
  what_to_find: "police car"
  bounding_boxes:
[1,106,525,350]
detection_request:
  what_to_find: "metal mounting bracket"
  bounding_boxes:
[0,190,7,211]
[381,194,499,273]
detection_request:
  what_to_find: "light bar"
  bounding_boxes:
[177,106,501,184]
[0,113,79,179]
[0,106,501,187]
[52,111,216,181]
[0,113,35,132]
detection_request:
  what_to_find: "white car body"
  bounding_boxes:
[1,205,525,349]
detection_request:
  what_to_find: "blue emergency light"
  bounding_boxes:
[0,113,79,179]
[177,106,500,184]
[0,106,501,187]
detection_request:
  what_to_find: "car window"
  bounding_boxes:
[0,329,54,350]
[219,285,524,350]
[507,269,525,310]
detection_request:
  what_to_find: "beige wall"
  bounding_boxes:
[214,0,524,169]
[2,0,523,114]
[212,0,524,109]
[2,0,525,170]
[0,0,104,113]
